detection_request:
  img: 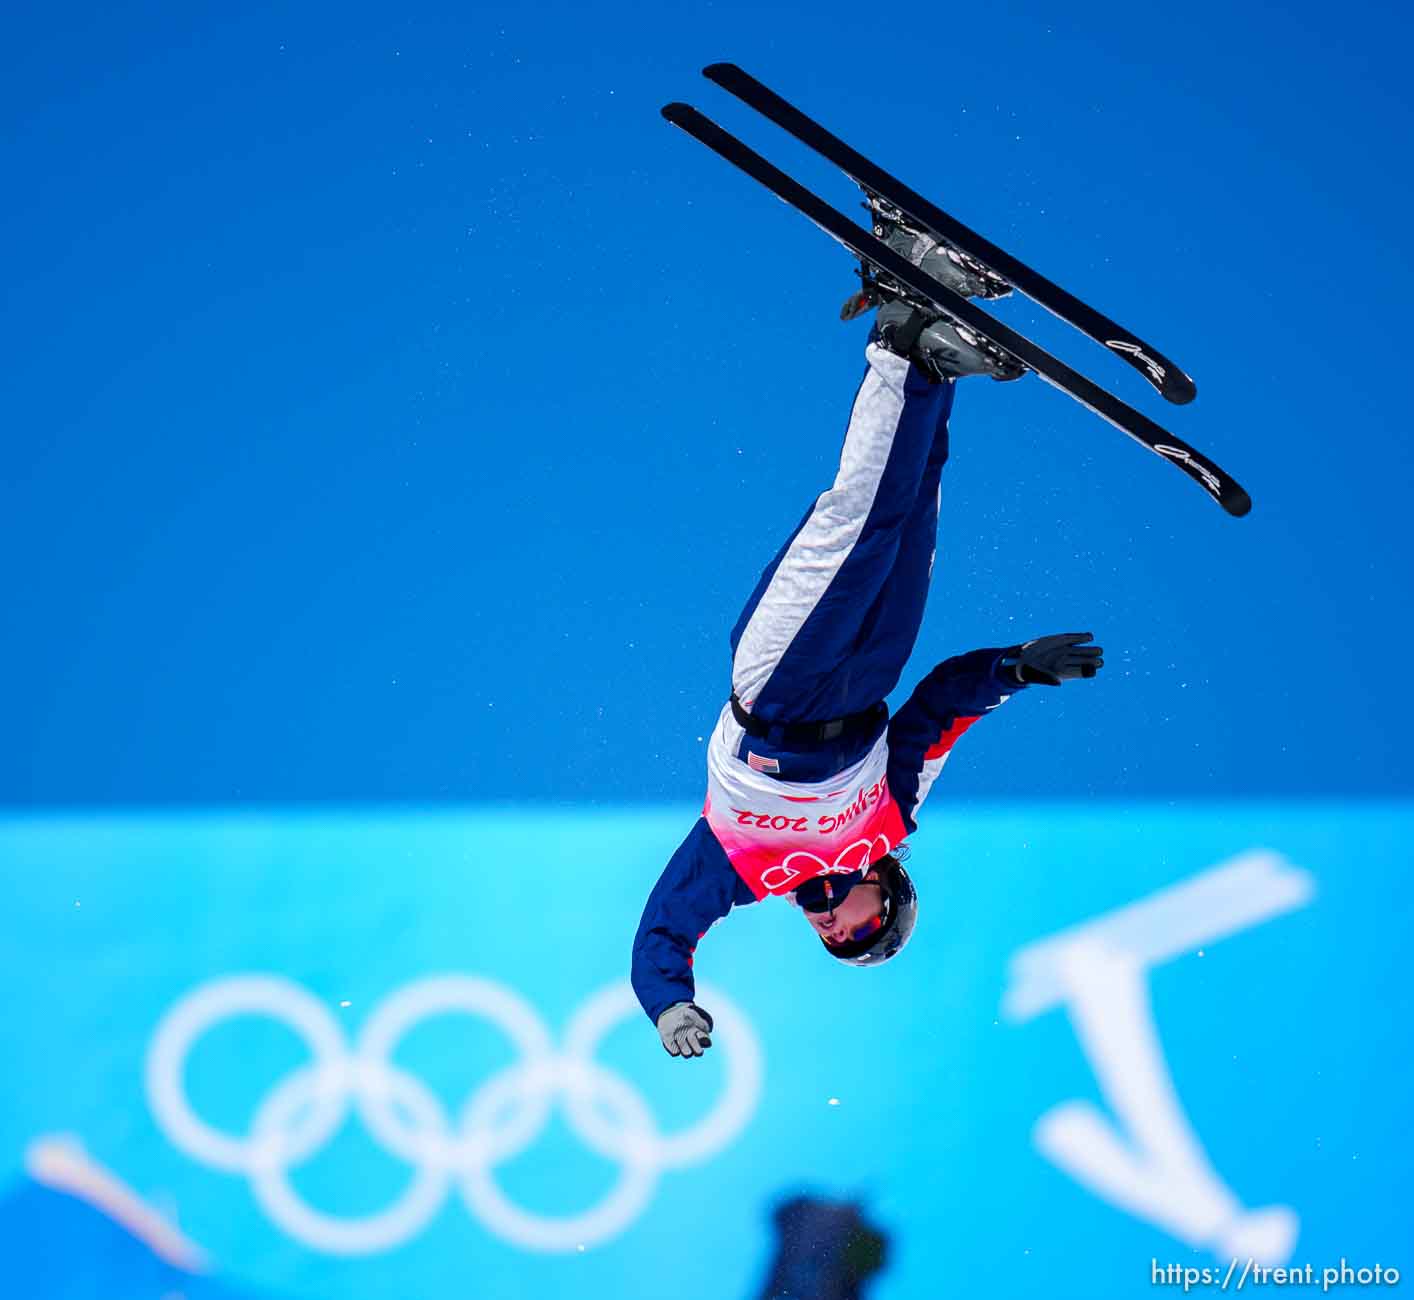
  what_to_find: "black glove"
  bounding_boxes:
[1003,632,1104,686]
[656,1002,714,1059]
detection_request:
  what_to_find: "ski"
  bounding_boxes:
[661,103,1250,517]
[701,62,1198,407]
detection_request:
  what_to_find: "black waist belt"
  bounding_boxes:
[729,693,887,746]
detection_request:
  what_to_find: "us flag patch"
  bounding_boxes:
[747,751,780,773]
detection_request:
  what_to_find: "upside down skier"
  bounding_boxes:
[632,202,1105,1058]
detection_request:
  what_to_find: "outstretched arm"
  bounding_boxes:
[631,818,756,1041]
[887,647,1021,832]
[887,634,1104,830]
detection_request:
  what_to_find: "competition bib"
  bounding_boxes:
[703,703,907,899]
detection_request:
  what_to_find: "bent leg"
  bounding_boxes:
[730,345,951,723]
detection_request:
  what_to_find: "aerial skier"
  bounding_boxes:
[632,202,1106,1058]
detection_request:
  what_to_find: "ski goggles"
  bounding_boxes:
[796,873,889,940]
[796,871,866,913]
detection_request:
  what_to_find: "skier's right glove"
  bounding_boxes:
[1003,632,1104,686]
[656,1002,714,1059]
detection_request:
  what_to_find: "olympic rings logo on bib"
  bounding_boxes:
[145,975,762,1254]
[758,834,894,892]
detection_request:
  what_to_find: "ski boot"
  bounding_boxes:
[841,194,1024,382]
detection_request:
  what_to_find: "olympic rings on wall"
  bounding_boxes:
[145,975,763,1254]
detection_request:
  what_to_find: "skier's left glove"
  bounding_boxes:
[656,1002,714,1059]
[1002,632,1104,686]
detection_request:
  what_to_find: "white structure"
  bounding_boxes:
[1002,849,1314,1265]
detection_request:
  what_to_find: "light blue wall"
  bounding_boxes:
[3,804,1408,1297]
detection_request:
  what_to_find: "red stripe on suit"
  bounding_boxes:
[924,714,982,760]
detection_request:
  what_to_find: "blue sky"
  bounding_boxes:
[4,0,1411,804]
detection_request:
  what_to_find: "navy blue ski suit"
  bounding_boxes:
[632,342,1027,1024]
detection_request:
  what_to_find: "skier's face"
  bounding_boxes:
[803,874,886,948]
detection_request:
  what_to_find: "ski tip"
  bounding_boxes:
[702,62,740,80]
[1165,373,1198,405]
[1104,340,1198,405]
[1223,485,1252,518]
[661,102,694,124]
